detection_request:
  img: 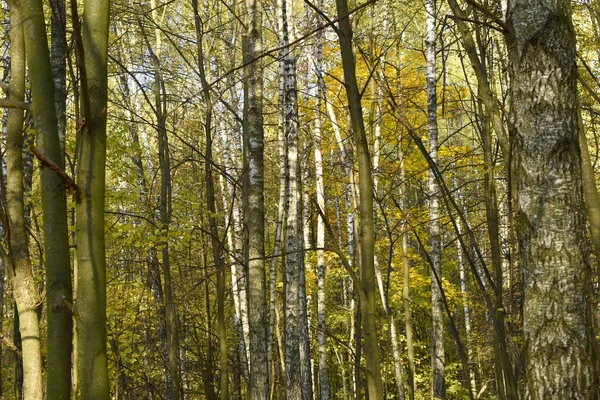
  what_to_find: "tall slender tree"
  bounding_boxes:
[74,0,110,396]
[48,0,72,397]
[243,0,269,396]
[5,2,43,398]
[192,1,229,397]
[334,0,384,398]
[425,1,446,398]
[313,5,330,396]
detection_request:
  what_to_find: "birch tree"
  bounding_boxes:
[507,0,598,397]
[313,6,329,396]
[244,0,269,396]
[279,0,303,395]
[424,0,445,397]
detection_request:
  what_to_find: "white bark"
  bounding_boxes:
[425,0,445,397]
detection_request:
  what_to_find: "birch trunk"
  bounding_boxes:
[313,15,330,397]
[279,0,302,394]
[507,0,598,396]
[454,184,476,397]
[425,0,445,397]
[267,117,285,392]
[243,0,269,395]
[220,127,250,382]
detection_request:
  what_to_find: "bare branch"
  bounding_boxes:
[30,146,80,197]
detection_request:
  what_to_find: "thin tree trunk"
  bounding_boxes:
[425,0,445,397]
[395,40,416,400]
[454,184,476,397]
[74,0,110,396]
[243,0,269,395]
[579,109,600,280]
[220,126,250,382]
[18,0,72,397]
[6,3,42,398]
[192,3,229,397]
[507,0,598,396]
[143,4,183,396]
[50,0,67,152]
[313,14,329,396]
[202,249,216,400]
[334,0,384,397]
[267,92,286,395]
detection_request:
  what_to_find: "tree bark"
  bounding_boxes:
[280,0,302,395]
[243,0,269,396]
[313,14,330,397]
[507,0,599,397]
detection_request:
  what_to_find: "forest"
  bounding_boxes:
[0,0,598,398]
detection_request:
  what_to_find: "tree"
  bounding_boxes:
[507,0,599,397]
[5,2,43,398]
[74,0,110,396]
[192,1,229,396]
[19,0,74,397]
[243,0,269,397]
[424,0,445,397]
[334,0,384,398]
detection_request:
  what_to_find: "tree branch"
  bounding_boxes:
[30,146,80,197]
[0,98,31,110]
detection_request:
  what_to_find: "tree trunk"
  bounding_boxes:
[334,0,384,397]
[425,1,445,397]
[455,184,476,397]
[507,0,598,397]
[18,0,72,397]
[243,0,269,396]
[6,3,43,398]
[579,110,600,281]
[50,0,67,152]
[74,0,110,396]
[267,87,286,395]
[313,15,330,397]
[143,3,184,396]
[192,3,229,397]
[280,0,302,395]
